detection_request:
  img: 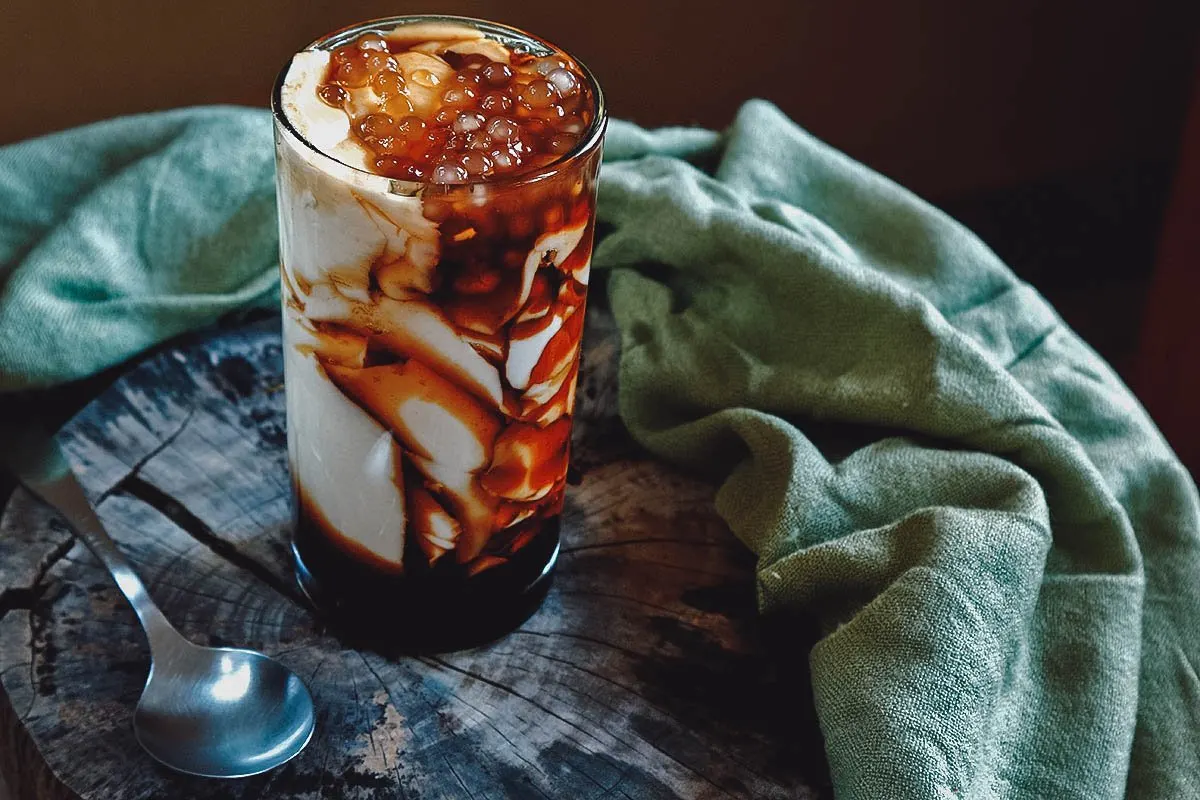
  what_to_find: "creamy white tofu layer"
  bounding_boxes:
[277,27,589,570]
[284,344,407,568]
[278,48,444,567]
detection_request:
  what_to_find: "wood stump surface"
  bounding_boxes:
[0,313,828,799]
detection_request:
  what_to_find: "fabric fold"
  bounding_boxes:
[0,107,278,390]
[0,102,1196,799]
[596,100,1196,799]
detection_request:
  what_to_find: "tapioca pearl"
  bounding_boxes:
[488,147,517,171]
[371,69,405,96]
[559,115,586,135]
[506,138,532,160]
[545,68,579,98]
[545,133,578,155]
[453,111,486,133]
[460,152,494,177]
[482,61,514,86]
[367,136,400,155]
[467,133,494,151]
[324,34,595,183]
[317,84,349,108]
[554,90,583,115]
[376,157,425,182]
[334,58,372,87]
[431,162,469,184]
[479,92,513,114]
[535,56,567,76]
[358,113,396,139]
[385,93,415,118]
[365,52,398,74]
[442,86,476,106]
[357,33,389,52]
[520,117,549,138]
[396,115,426,139]
[453,69,483,87]
[413,127,450,160]
[486,116,519,142]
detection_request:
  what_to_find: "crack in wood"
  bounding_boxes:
[513,628,648,662]
[0,319,818,800]
[555,587,701,619]
[0,530,76,622]
[94,406,197,505]
[434,679,547,777]
[444,755,477,800]
[350,652,412,796]
[112,475,305,608]
[24,600,44,721]
[544,665,748,798]
[424,655,615,756]
[354,650,421,786]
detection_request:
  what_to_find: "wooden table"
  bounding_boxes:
[0,312,828,799]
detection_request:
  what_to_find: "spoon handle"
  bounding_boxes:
[5,428,181,648]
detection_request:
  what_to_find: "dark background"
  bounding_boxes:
[1,0,1198,464]
[3,0,1195,197]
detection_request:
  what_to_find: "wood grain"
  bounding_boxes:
[0,312,829,799]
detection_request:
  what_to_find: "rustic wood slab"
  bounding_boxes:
[0,311,830,800]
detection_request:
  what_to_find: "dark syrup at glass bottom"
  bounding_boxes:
[293,504,559,653]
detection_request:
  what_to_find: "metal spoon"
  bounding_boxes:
[6,428,316,778]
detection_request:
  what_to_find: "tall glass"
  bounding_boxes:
[271,16,605,650]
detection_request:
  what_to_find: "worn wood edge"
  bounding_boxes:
[1,611,79,800]
[1,628,76,800]
[0,494,80,800]
[0,323,304,800]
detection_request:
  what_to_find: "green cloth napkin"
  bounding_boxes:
[598,101,1199,799]
[2,103,1197,799]
[0,107,278,390]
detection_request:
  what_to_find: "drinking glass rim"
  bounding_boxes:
[270,14,607,192]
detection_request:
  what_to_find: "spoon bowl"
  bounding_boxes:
[6,427,317,778]
[134,642,316,778]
